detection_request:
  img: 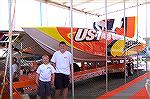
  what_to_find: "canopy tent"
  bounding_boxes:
[40,0,149,17]
[0,0,149,98]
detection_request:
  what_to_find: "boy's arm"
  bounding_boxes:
[51,73,55,85]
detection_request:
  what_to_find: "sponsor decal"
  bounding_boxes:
[74,28,122,42]
[74,28,100,42]
[74,16,136,42]
[125,40,139,49]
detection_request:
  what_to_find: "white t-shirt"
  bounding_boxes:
[51,51,73,75]
[36,63,55,82]
[12,64,18,77]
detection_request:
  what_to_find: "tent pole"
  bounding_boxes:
[40,0,43,26]
[145,0,148,71]
[105,0,108,93]
[136,0,139,75]
[70,0,74,98]
[45,0,48,26]
[8,0,13,98]
[123,0,127,83]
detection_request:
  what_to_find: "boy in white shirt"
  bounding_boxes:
[51,41,73,99]
[36,55,55,99]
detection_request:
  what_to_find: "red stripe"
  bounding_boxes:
[130,87,149,99]
[96,72,150,99]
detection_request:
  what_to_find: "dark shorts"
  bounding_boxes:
[37,80,51,96]
[55,73,70,89]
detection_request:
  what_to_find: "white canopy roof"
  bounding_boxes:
[44,0,148,17]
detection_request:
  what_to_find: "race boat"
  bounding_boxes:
[21,16,146,61]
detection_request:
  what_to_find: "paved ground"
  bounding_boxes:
[69,71,147,99]
[28,71,147,99]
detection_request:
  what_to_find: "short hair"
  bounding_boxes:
[42,54,49,58]
[59,41,66,46]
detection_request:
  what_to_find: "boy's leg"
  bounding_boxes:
[45,81,52,99]
[62,74,70,99]
[55,89,61,99]
[63,88,68,99]
[37,80,46,97]
[47,96,51,99]
[36,95,40,99]
[55,73,63,99]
